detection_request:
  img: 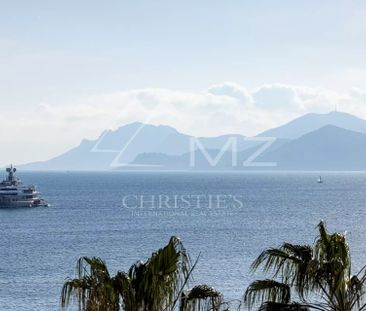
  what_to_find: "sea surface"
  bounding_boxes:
[1,171,366,311]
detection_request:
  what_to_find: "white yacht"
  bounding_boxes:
[0,165,48,208]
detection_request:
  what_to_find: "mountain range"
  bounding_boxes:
[21,111,366,171]
[258,111,366,138]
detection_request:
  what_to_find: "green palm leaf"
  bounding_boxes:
[244,279,291,309]
[180,285,223,311]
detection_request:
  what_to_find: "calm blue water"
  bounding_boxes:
[1,172,366,311]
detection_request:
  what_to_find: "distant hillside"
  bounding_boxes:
[22,122,253,171]
[258,111,366,139]
[260,125,366,170]
[21,112,366,171]
[130,126,366,171]
[129,139,289,170]
[22,122,187,170]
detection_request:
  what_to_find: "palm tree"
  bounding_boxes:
[116,236,194,311]
[244,221,366,311]
[61,236,194,311]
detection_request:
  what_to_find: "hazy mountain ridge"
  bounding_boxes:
[129,125,366,170]
[130,139,290,170]
[260,125,366,170]
[258,111,366,139]
[21,111,366,171]
[21,123,254,171]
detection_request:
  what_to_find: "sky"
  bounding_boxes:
[1,0,366,165]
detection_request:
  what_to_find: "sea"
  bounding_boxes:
[1,171,366,311]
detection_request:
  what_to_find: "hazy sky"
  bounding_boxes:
[1,1,366,165]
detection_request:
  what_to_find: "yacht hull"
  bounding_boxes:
[0,200,48,208]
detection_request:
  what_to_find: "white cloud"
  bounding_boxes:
[1,82,366,165]
[349,87,366,101]
[207,82,253,106]
[252,84,303,111]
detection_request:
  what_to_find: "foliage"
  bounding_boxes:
[61,236,193,311]
[180,285,223,311]
[116,236,192,311]
[244,221,366,311]
[61,257,120,311]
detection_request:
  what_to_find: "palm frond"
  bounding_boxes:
[258,302,309,311]
[142,236,192,311]
[251,243,314,299]
[180,285,223,311]
[61,257,120,311]
[244,280,291,310]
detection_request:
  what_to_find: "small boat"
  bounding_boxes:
[0,165,48,208]
[317,176,323,183]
